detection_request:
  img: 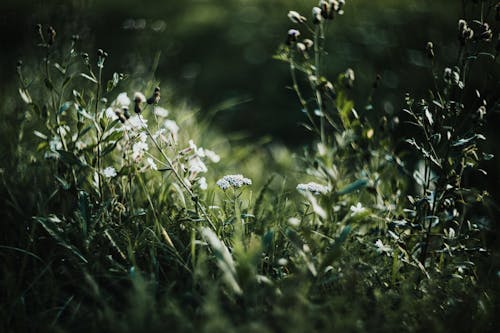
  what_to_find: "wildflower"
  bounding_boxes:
[127,114,148,130]
[146,157,158,171]
[343,68,355,88]
[374,239,392,255]
[204,149,220,163]
[288,10,306,24]
[312,7,322,24]
[287,217,301,227]
[425,41,434,59]
[443,67,463,88]
[132,141,148,161]
[147,86,161,105]
[296,182,329,195]
[164,119,179,142]
[216,174,252,190]
[103,166,117,178]
[116,92,131,107]
[198,177,208,190]
[278,258,288,266]
[286,29,301,45]
[350,202,366,215]
[188,156,208,174]
[303,38,314,49]
[134,92,146,114]
[458,19,474,44]
[154,106,169,117]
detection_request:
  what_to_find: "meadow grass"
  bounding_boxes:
[1,1,499,332]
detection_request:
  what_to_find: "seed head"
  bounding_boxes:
[134,92,146,114]
[288,10,306,24]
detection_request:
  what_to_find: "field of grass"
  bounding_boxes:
[0,1,499,332]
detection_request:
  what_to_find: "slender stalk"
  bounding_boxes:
[139,116,217,230]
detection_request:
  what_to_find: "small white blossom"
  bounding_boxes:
[198,177,208,190]
[375,239,392,255]
[132,141,149,161]
[350,202,366,215]
[287,217,301,227]
[103,166,117,178]
[154,106,169,117]
[116,92,131,107]
[216,174,252,190]
[146,157,158,171]
[205,149,220,163]
[127,114,148,130]
[188,156,208,174]
[105,107,118,120]
[296,182,329,195]
[164,119,179,142]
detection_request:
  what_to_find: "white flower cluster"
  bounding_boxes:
[374,239,392,255]
[296,182,329,195]
[105,92,131,121]
[103,166,117,178]
[216,174,252,190]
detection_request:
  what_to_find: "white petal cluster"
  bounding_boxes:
[154,106,169,117]
[216,174,252,190]
[132,133,149,161]
[374,239,392,255]
[164,119,179,143]
[103,166,117,178]
[296,182,329,195]
[105,92,131,120]
[350,202,366,215]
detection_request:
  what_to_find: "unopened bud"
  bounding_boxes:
[426,41,434,59]
[312,7,322,24]
[288,10,306,24]
[146,86,161,105]
[286,29,301,45]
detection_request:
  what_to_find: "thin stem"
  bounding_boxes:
[138,116,217,230]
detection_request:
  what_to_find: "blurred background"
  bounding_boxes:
[1,0,498,200]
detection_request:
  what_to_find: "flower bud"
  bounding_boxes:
[312,7,322,24]
[288,10,306,24]
[146,86,161,105]
[134,92,146,114]
[286,29,301,45]
[303,39,314,49]
[426,41,434,59]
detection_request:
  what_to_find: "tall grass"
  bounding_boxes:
[1,1,498,332]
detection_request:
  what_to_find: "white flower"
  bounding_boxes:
[350,202,366,215]
[188,156,208,174]
[198,177,208,190]
[154,106,169,117]
[216,174,252,190]
[105,107,118,120]
[116,92,131,107]
[146,157,158,171]
[288,217,301,227]
[375,239,392,255]
[127,114,148,130]
[296,182,329,195]
[103,166,117,178]
[134,92,146,103]
[132,141,149,161]
[164,119,179,142]
[205,149,220,163]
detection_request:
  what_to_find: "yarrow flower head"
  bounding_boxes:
[296,182,329,195]
[216,174,252,190]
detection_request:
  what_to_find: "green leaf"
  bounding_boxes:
[44,78,54,91]
[57,150,86,167]
[337,178,369,195]
[80,73,97,84]
[35,216,88,263]
[319,225,351,271]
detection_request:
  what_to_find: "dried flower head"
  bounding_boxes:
[426,41,434,59]
[312,7,322,24]
[216,174,252,190]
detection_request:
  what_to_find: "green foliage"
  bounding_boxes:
[0,1,498,332]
